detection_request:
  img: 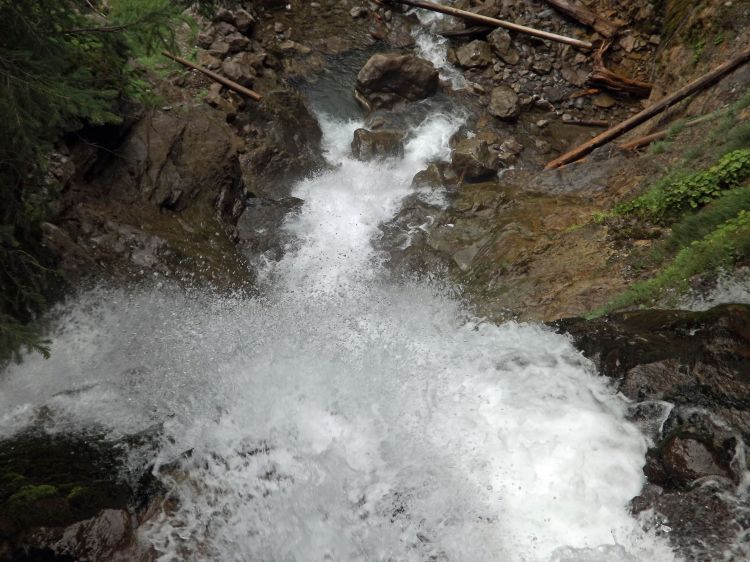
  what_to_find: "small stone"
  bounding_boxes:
[274,22,285,33]
[456,40,493,68]
[593,93,616,108]
[350,6,368,18]
[196,50,222,70]
[224,32,250,52]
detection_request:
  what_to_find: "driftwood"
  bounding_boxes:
[541,0,619,38]
[385,0,593,50]
[565,118,610,127]
[619,114,719,150]
[588,43,652,98]
[546,45,750,169]
[162,51,263,102]
[439,25,493,39]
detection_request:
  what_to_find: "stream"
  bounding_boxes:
[0,13,681,562]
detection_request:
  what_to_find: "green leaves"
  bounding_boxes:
[614,149,750,222]
[0,0,215,363]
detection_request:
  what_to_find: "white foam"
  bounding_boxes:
[0,114,677,561]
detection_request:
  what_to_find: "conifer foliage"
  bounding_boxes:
[0,0,212,364]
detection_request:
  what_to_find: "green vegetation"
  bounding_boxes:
[613,149,750,222]
[0,0,216,365]
[595,208,750,315]
[595,90,750,316]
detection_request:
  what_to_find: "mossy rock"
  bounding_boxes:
[0,430,154,533]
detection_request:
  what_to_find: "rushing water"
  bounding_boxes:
[0,15,681,562]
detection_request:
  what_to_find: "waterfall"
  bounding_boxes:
[0,15,678,562]
[0,108,676,561]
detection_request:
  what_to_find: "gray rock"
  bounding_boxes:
[351,129,405,160]
[356,53,439,109]
[488,85,520,120]
[224,32,250,52]
[456,40,493,68]
[451,137,497,181]
[222,58,256,87]
[233,9,256,34]
[487,28,519,65]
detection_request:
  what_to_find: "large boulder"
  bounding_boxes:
[96,108,245,220]
[351,128,406,160]
[355,53,439,109]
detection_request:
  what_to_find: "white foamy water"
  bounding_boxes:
[411,1,467,89]
[682,268,750,311]
[0,28,678,562]
[0,111,676,561]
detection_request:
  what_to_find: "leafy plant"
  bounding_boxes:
[613,149,750,222]
[594,208,750,316]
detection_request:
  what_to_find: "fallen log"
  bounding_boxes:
[588,42,652,98]
[541,0,619,38]
[162,51,263,102]
[439,25,494,39]
[545,45,750,169]
[565,118,610,127]
[385,0,593,50]
[619,113,719,150]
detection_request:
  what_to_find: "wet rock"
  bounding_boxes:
[456,40,493,68]
[351,129,405,160]
[451,137,498,182]
[355,53,439,109]
[236,196,303,262]
[0,430,159,561]
[660,436,730,485]
[488,85,520,120]
[350,6,367,18]
[412,162,453,188]
[555,304,750,559]
[631,482,743,560]
[239,89,324,199]
[487,28,519,65]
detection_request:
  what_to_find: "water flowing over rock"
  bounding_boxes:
[355,53,439,109]
[555,304,750,559]
[350,128,405,160]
